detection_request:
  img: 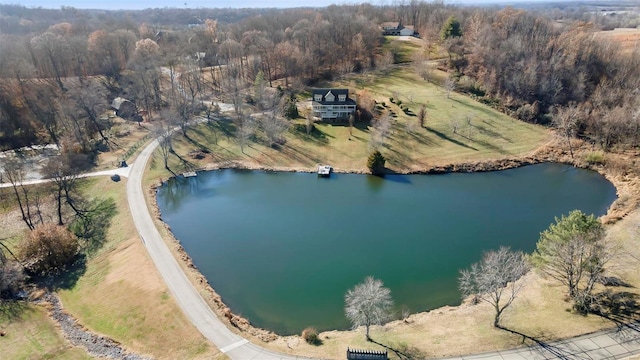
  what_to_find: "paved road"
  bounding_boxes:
[0,166,132,188]
[126,137,314,359]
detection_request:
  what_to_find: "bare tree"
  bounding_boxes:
[43,153,90,225]
[370,113,393,150]
[262,111,289,147]
[444,76,455,99]
[345,276,394,340]
[155,109,179,170]
[418,104,427,128]
[552,104,581,159]
[235,113,256,154]
[459,247,529,327]
[1,158,36,230]
[305,110,315,135]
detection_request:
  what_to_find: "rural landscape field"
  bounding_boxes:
[1,1,640,359]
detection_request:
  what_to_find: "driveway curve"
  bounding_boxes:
[126,137,315,359]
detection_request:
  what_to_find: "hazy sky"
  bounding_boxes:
[2,0,558,11]
[6,0,387,9]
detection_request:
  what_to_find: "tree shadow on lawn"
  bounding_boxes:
[72,197,118,256]
[291,124,332,146]
[0,299,30,322]
[425,127,478,151]
[368,337,427,360]
[589,289,640,341]
[36,254,87,292]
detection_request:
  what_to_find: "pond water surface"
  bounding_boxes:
[156,163,617,335]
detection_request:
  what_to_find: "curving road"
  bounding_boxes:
[126,137,315,359]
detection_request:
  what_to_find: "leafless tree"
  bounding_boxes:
[155,109,179,170]
[459,247,529,327]
[552,104,581,159]
[345,276,394,340]
[43,153,90,225]
[305,110,315,135]
[262,111,289,147]
[235,113,256,154]
[1,158,36,230]
[370,113,393,150]
[444,76,455,99]
[418,104,427,128]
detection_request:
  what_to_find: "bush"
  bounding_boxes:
[301,327,322,345]
[584,151,605,165]
[20,224,80,276]
[367,150,386,175]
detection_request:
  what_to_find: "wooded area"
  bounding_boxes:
[0,2,638,153]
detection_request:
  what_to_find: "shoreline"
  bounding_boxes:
[145,139,639,356]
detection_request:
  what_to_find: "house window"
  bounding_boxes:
[339,94,346,102]
[314,94,322,102]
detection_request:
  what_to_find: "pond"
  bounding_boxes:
[156,163,617,335]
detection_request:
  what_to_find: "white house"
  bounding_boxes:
[381,22,418,37]
[311,89,356,122]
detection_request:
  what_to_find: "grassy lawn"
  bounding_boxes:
[52,177,223,360]
[0,303,90,360]
[145,64,550,181]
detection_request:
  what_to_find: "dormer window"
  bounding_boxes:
[325,91,335,102]
[314,94,322,102]
[338,94,346,102]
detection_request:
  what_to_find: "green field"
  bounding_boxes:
[147,65,550,180]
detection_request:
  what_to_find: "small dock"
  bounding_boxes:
[183,171,197,178]
[317,165,332,177]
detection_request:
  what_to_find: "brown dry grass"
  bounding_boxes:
[595,28,640,55]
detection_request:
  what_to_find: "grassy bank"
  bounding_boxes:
[55,177,224,359]
[0,303,90,360]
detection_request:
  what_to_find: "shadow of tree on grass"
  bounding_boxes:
[368,337,427,360]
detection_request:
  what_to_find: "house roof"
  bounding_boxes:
[311,89,356,105]
[111,97,134,110]
[381,22,400,29]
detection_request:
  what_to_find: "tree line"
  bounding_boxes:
[2,2,639,154]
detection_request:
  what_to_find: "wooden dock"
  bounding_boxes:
[183,171,197,178]
[317,165,332,177]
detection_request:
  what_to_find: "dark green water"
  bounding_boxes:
[156,163,616,335]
